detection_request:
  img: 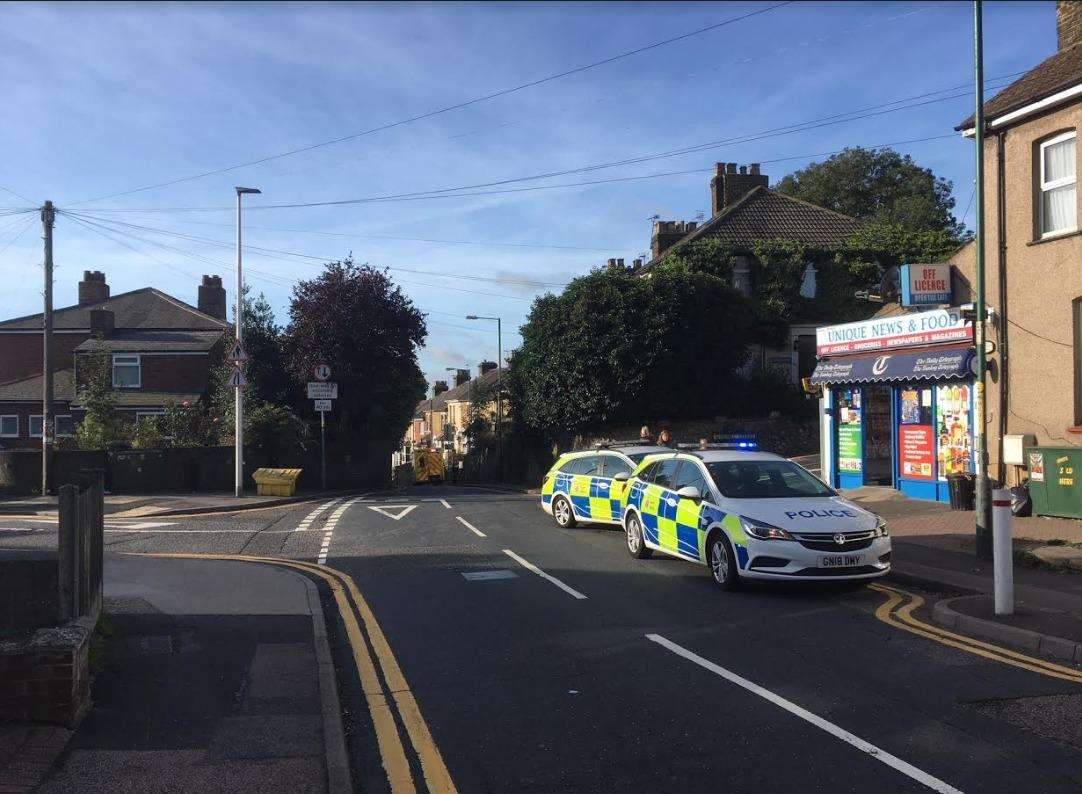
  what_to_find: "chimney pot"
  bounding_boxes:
[78,270,110,306]
[711,161,769,216]
[198,273,227,321]
[726,162,737,174]
[739,165,747,175]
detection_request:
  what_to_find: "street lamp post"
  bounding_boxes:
[466,315,502,481]
[234,186,261,498]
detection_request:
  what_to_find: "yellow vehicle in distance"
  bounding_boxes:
[540,442,669,528]
[412,447,445,484]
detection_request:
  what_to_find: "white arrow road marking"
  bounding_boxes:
[502,549,587,600]
[367,504,418,521]
[646,634,963,794]
[455,516,486,538]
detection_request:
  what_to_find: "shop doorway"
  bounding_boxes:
[863,384,893,485]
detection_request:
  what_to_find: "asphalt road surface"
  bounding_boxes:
[5,485,1081,792]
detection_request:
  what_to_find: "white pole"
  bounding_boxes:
[992,488,1013,615]
[234,191,244,498]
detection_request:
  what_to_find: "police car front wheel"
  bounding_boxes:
[707,534,739,590]
[625,513,652,559]
[552,496,577,528]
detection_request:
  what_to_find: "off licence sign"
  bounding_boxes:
[307,382,338,399]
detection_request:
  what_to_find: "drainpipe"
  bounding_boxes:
[996,131,1009,486]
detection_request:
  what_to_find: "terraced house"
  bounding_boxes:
[0,271,229,447]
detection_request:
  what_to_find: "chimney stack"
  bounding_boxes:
[433,380,449,397]
[479,361,497,376]
[89,308,114,337]
[650,220,698,260]
[78,271,109,307]
[606,257,626,270]
[1059,1,1082,50]
[198,275,227,321]
[454,368,470,387]
[710,162,769,216]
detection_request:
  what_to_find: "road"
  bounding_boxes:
[4,486,1081,792]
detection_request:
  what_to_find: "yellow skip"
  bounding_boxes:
[136,552,456,794]
[870,582,1082,684]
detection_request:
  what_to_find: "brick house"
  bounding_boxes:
[634,162,864,382]
[407,363,501,453]
[948,1,1082,486]
[0,271,229,448]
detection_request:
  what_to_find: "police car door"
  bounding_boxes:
[567,455,602,520]
[646,458,683,555]
[670,460,710,561]
[599,453,632,521]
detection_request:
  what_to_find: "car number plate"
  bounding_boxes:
[819,554,862,568]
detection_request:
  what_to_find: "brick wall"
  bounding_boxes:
[0,615,94,726]
[138,353,212,392]
[0,333,89,383]
[1058,0,1082,50]
[0,401,75,449]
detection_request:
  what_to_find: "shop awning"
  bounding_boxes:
[809,346,973,385]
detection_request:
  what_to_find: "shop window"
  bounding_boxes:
[1038,131,1077,238]
[836,388,863,475]
[898,386,935,481]
[936,384,972,479]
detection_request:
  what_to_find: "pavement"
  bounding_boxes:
[3,485,1082,791]
[1,554,349,794]
[0,489,365,519]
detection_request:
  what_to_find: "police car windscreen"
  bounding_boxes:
[706,461,834,499]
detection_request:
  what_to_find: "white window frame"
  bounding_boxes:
[55,414,74,438]
[1039,130,1077,238]
[29,415,44,438]
[135,410,164,422]
[0,415,18,438]
[112,353,141,388]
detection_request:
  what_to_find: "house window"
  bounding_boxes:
[1039,131,1077,237]
[0,416,17,437]
[29,415,43,437]
[56,415,74,438]
[112,354,141,388]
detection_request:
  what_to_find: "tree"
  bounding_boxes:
[508,266,752,435]
[775,147,964,238]
[281,258,427,455]
[74,351,127,450]
[246,403,309,466]
[236,289,293,407]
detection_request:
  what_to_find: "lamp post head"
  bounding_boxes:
[236,187,262,195]
[465,315,478,320]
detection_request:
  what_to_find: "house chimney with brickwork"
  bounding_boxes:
[478,361,497,377]
[89,309,114,337]
[710,162,768,216]
[78,271,109,306]
[454,368,470,387]
[433,380,449,397]
[1059,1,1082,49]
[198,275,227,321]
[650,220,698,259]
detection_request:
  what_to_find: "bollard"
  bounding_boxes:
[992,488,1013,616]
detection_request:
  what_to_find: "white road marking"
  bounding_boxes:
[455,516,486,538]
[12,518,177,529]
[440,499,451,509]
[294,497,343,532]
[646,634,963,794]
[502,549,587,600]
[317,495,365,565]
[366,504,417,521]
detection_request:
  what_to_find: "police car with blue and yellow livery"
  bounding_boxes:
[618,440,890,589]
[540,443,670,528]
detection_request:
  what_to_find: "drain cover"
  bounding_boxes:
[462,570,517,581]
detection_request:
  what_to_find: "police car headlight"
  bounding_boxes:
[874,516,889,538]
[739,516,794,541]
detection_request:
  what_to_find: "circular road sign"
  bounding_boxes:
[313,363,332,382]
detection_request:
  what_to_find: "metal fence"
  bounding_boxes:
[57,475,104,622]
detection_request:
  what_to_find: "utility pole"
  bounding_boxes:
[234,187,261,497]
[973,0,992,559]
[41,201,54,496]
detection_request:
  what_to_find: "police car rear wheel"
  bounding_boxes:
[708,535,739,590]
[552,496,577,528]
[625,513,652,559]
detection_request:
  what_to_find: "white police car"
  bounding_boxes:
[619,446,890,589]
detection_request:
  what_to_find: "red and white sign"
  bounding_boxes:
[898,425,935,480]
[313,363,331,382]
[816,307,972,356]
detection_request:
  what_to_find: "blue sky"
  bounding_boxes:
[0,1,1056,389]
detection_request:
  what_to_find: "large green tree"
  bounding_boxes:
[281,258,427,453]
[775,147,964,237]
[508,265,751,435]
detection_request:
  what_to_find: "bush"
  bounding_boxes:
[247,404,310,466]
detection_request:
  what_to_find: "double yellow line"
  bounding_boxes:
[141,553,456,794]
[870,582,1082,684]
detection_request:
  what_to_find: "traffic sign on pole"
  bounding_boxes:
[307,382,337,399]
[227,340,248,363]
[314,399,332,412]
[313,363,331,382]
[228,368,248,388]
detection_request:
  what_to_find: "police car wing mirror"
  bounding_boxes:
[677,485,702,501]
[612,472,631,482]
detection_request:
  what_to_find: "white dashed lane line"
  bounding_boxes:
[317,495,365,565]
[440,499,451,509]
[455,516,486,538]
[294,497,344,533]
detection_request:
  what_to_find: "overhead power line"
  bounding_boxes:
[0,184,35,205]
[75,72,1018,215]
[67,2,792,206]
